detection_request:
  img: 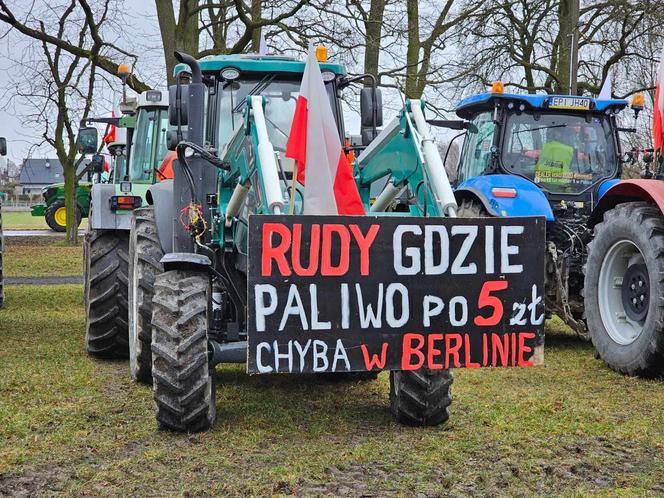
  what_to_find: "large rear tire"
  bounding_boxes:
[45,199,81,233]
[151,270,216,432]
[84,229,130,358]
[585,202,664,377]
[390,369,453,426]
[128,207,163,384]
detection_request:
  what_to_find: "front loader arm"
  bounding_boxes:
[356,99,457,217]
[213,96,287,248]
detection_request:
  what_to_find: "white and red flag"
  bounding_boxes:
[653,45,664,152]
[285,47,364,215]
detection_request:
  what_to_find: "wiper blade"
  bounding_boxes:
[513,124,567,134]
[231,74,276,114]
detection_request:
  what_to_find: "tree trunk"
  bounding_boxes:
[557,0,579,94]
[61,159,78,245]
[405,0,420,98]
[155,0,199,84]
[364,0,386,85]
[250,0,262,51]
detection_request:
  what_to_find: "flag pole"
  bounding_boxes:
[289,162,298,214]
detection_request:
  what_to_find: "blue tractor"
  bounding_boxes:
[438,83,643,337]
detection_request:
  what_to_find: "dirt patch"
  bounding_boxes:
[295,436,664,497]
[0,467,69,497]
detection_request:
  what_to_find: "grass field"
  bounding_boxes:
[1,281,664,496]
[4,238,83,277]
[2,211,88,231]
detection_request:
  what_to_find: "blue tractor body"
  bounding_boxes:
[451,89,631,335]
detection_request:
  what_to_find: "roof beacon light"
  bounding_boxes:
[315,46,328,63]
[117,63,130,78]
[631,93,645,111]
[491,80,504,94]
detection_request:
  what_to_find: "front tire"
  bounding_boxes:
[84,229,129,358]
[390,369,453,426]
[151,270,216,432]
[128,207,163,384]
[45,199,81,232]
[585,202,664,377]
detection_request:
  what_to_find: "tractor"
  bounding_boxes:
[77,89,170,358]
[439,83,642,339]
[0,136,6,308]
[31,175,92,232]
[127,51,464,431]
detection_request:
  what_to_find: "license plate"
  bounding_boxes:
[548,96,591,110]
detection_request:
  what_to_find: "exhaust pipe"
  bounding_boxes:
[174,51,202,84]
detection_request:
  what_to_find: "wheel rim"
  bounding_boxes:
[598,240,648,345]
[54,207,67,227]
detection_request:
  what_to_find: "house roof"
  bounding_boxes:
[19,158,89,185]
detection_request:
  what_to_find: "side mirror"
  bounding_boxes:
[0,137,6,156]
[90,154,105,173]
[360,87,383,128]
[77,127,98,154]
[167,129,184,151]
[169,84,189,127]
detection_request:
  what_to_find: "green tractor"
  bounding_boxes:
[127,52,464,430]
[79,89,170,358]
[31,180,91,232]
[0,136,6,308]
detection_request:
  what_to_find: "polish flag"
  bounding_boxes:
[653,45,664,152]
[285,47,364,215]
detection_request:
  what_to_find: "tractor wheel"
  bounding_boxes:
[84,229,130,358]
[128,207,163,384]
[151,270,216,432]
[457,199,488,217]
[0,201,4,308]
[45,199,81,232]
[585,202,664,377]
[390,369,453,426]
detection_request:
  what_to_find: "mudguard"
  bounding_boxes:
[146,180,174,254]
[455,175,554,221]
[160,252,211,272]
[588,179,664,227]
[90,184,134,230]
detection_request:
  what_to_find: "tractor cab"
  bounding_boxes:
[126,90,170,184]
[454,85,631,216]
[173,53,349,169]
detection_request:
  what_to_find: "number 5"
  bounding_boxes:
[474,280,508,326]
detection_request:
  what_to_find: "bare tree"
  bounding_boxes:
[155,0,311,83]
[0,0,125,244]
[452,0,664,98]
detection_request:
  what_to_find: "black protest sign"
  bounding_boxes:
[247,215,545,374]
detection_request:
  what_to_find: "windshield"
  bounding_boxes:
[109,154,126,183]
[129,107,169,183]
[458,112,496,182]
[501,111,618,194]
[215,76,338,152]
